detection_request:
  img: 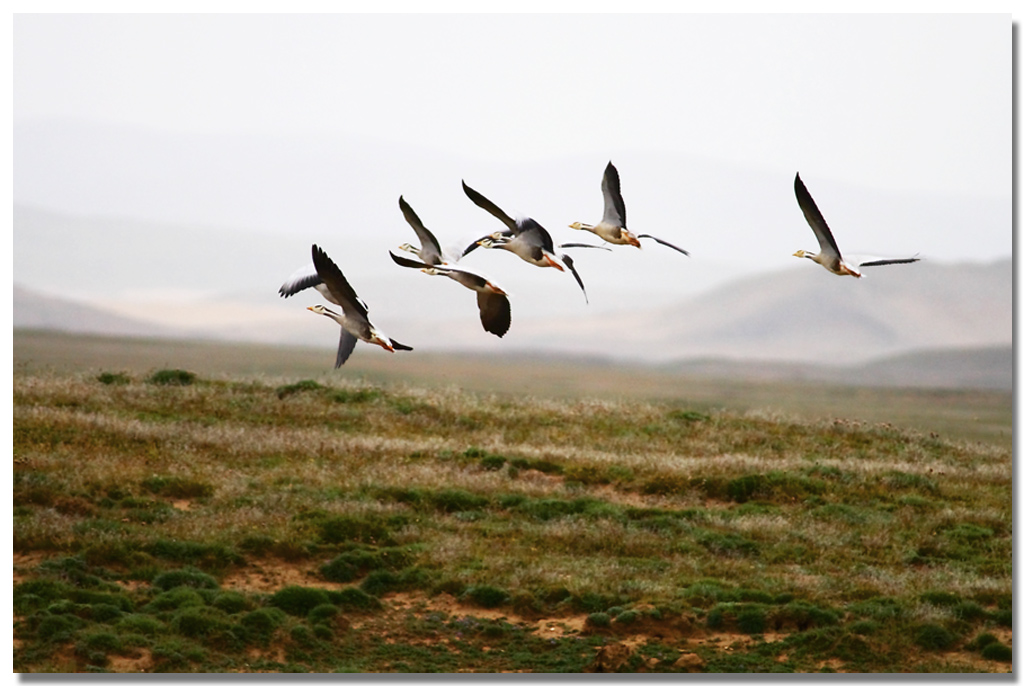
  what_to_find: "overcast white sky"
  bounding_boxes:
[13,12,1011,198]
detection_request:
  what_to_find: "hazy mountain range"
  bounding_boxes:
[12,119,1011,390]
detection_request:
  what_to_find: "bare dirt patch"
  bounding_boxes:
[221,559,349,594]
[14,551,52,584]
[107,649,155,673]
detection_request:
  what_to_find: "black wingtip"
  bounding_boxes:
[794,172,807,196]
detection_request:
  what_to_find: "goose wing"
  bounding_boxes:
[858,256,922,268]
[476,291,511,338]
[334,328,358,369]
[515,217,557,253]
[462,180,519,233]
[601,161,627,228]
[398,196,444,266]
[794,173,842,261]
[637,234,691,256]
[439,265,489,290]
[389,251,431,270]
[561,253,588,303]
[311,244,369,322]
[558,242,613,251]
[279,263,321,298]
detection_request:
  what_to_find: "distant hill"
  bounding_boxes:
[13,285,1010,391]
[13,118,1009,322]
[13,205,1010,367]
[505,258,1011,365]
[665,345,1012,391]
[13,285,177,338]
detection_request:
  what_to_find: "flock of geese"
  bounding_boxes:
[279,163,921,368]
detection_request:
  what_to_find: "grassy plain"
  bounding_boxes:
[14,330,1012,449]
[12,331,1013,672]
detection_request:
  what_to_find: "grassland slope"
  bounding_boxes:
[13,371,1011,673]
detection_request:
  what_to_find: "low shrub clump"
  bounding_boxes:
[147,369,196,386]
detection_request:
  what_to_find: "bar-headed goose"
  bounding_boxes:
[793,172,920,277]
[305,244,412,367]
[460,180,589,302]
[569,161,690,255]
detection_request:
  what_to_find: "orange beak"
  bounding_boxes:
[544,254,565,271]
[373,336,395,353]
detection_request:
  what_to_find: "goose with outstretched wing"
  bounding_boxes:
[460,180,589,302]
[302,244,412,367]
[569,161,690,255]
[793,172,920,277]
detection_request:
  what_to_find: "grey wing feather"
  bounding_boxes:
[794,173,842,260]
[334,328,358,368]
[389,251,431,270]
[311,244,368,320]
[477,291,511,338]
[637,234,691,256]
[516,217,556,252]
[859,256,921,267]
[559,242,613,251]
[398,196,444,265]
[462,180,518,232]
[561,254,588,304]
[279,263,322,297]
[442,265,489,291]
[601,161,626,228]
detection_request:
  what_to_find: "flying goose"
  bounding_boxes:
[793,172,921,277]
[396,195,446,266]
[391,196,511,337]
[305,244,412,367]
[569,161,690,255]
[459,180,589,302]
[390,251,511,338]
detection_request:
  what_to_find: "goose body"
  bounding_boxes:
[304,244,412,367]
[460,180,589,301]
[569,161,690,255]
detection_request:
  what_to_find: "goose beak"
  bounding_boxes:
[376,338,395,353]
[544,254,565,271]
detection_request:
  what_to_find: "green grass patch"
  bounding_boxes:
[96,371,131,385]
[147,369,197,386]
